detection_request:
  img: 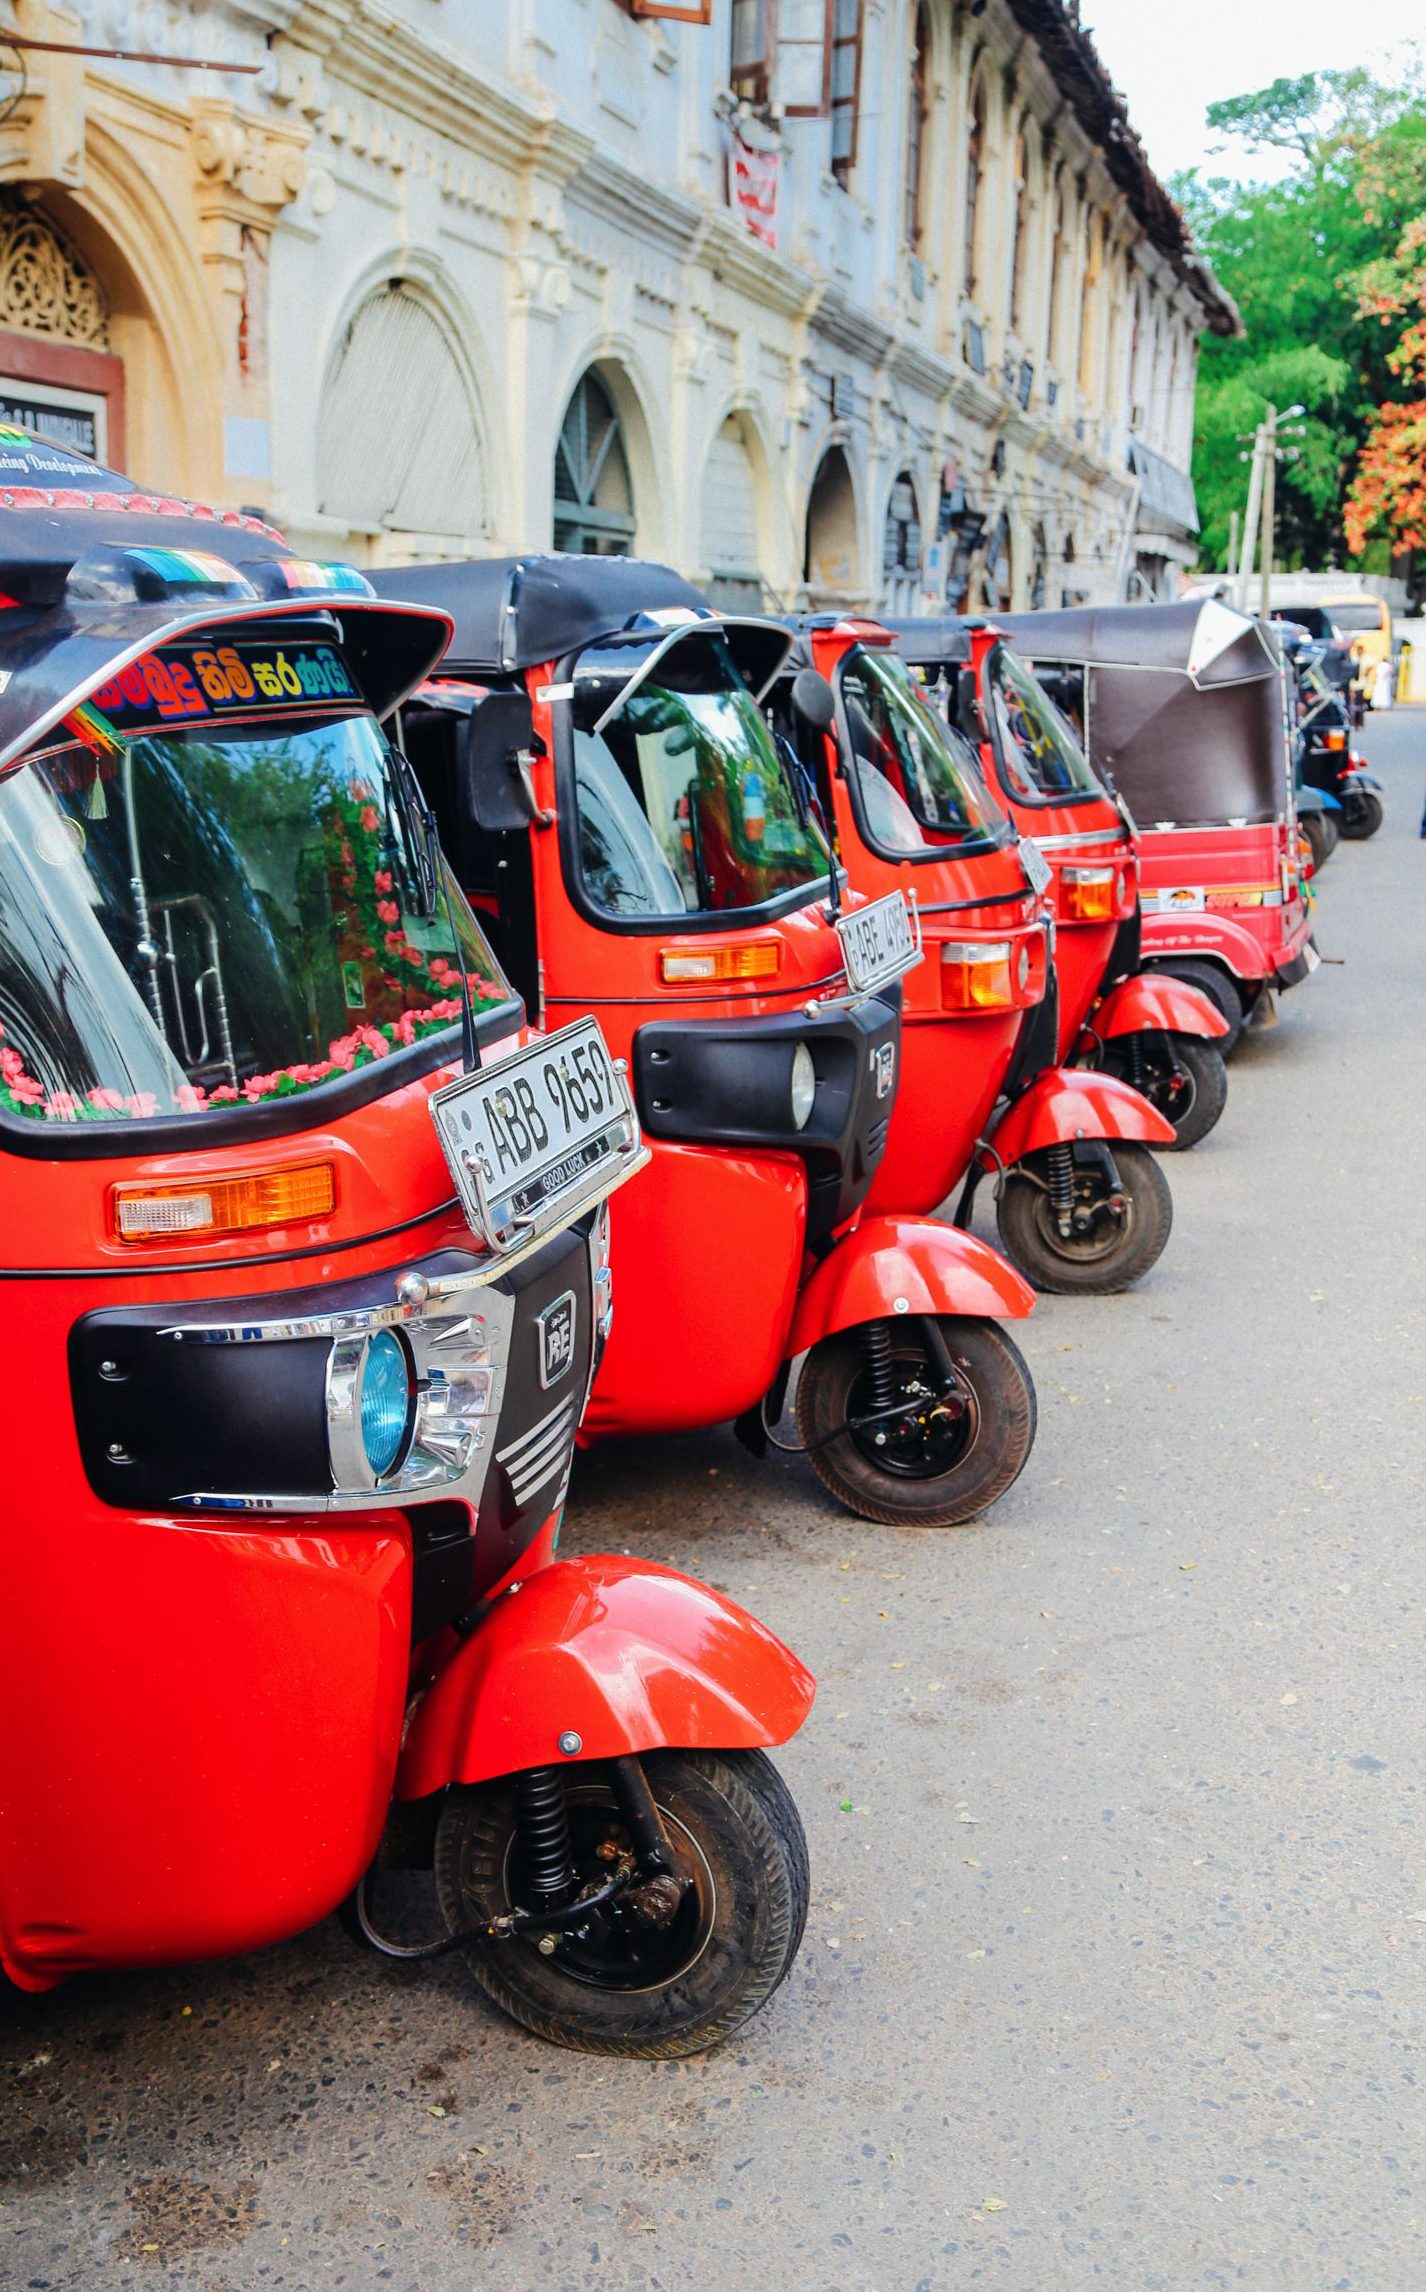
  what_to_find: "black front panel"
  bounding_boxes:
[632,994,900,1251]
[475,1222,594,1576]
[1103,903,1142,992]
[1003,963,1060,1099]
[70,1313,332,1506]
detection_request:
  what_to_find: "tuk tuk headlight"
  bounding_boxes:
[359,1329,415,1480]
[790,1041,817,1131]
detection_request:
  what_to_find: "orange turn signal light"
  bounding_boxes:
[1060,864,1118,922]
[942,939,1018,1011]
[1322,729,1347,751]
[113,1160,337,1243]
[660,942,782,984]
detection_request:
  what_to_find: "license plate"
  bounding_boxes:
[835,891,921,996]
[430,1018,640,1256]
[1019,837,1053,898]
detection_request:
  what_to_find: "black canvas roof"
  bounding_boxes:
[369,553,712,673]
[0,425,451,762]
[988,603,1278,685]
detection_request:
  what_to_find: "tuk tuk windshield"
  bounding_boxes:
[839,648,1005,858]
[985,642,1102,807]
[0,650,511,1130]
[569,626,830,919]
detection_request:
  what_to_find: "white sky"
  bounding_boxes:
[1076,2,1425,182]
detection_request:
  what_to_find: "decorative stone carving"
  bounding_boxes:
[191,102,309,222]
[0,191,110,347]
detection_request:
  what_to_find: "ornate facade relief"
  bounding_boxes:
[0,190,110,346]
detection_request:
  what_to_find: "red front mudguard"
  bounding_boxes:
[786,1213,1034,1359]
[1092,974,1229,1043]
[987,1067,1176,1166]
[395,1558,815,1798]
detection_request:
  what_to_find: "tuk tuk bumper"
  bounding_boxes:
[395,1557,815,1796]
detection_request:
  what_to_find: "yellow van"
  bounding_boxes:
[1317,592,1392,700]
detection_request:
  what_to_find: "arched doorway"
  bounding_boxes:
[554,369,635,555]
[317,282,483,543]
[978,510,1013,611]
[804,444,859,600]
[0,191,124,464]
[881,469,922,614]
[702,412,762,609]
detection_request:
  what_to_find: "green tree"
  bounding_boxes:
[1178,64,1426,568]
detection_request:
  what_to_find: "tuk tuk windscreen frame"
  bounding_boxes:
[552,621,840,935]
[0,648,520,1150]
[832,645,1011,865]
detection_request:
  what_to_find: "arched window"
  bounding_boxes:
[963,83,985,300]
[318,283,483,539]
[703,412,763,610]
[553,369,635,555]
[805,444,859,599]
[1009,131,1030,334]
[882,470,923,614]
[903,4,931,249]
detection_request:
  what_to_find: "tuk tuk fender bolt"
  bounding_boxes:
[106,1442,128,1461]
[99,1359,120,1378]
[558,1731,583,1756]
[894,1297,910,1313]
[397,1271,430,1306]
[536,1933,559,1956]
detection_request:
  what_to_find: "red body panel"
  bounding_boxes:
[864,983,1022,1211]
[1092,973,1230,1042]
[786,1212,1034,1357]
[397,1557,817,1797]
[1137,821,1312,984]
[582,1142,805,1435]
[985,1067,1175,1167]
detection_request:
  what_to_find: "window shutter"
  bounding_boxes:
[775,0,833,117]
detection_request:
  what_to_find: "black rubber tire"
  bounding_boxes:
[1301,811,1332,874]
[1147,959,1245,1056]
[794,1315,1037,1528]
[1102,1032,1228,1151]
[434,1749,808,2058]
[997,1139,1173,1294]
[1338,789,1384,840]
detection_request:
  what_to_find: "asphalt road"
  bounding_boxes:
[4,712,1425,2292]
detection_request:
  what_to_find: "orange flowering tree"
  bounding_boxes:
[1346,212,1426,554]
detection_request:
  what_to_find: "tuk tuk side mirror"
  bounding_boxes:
[464,690,551,832]
[790,668,836,734]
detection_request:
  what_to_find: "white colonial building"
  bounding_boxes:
[0,0,1235,611]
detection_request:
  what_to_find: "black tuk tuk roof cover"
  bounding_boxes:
[369,553,714,674]
[902,601,1287,829]
[0,424,452,767]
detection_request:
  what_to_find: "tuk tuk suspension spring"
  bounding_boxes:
[515,1766,575,1904]
[1125,1031,1147,1091]
[861,1320,899,1419]
[1048,1142,1076,1233]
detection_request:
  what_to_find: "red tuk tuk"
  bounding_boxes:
[983,602,1317,1049]
[887,618,1230,1140]
[376,556,1038,1529]
[0,436,815,2057]
[775,618,1179,1292]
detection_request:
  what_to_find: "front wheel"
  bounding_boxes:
[434,1750,808,2058]
[997,1140,1173,1294]
[795,1315,1037,1527]
[1101,1032,1228,1151]
[1339,789,1384,840]
[1148,960,1245,1057]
